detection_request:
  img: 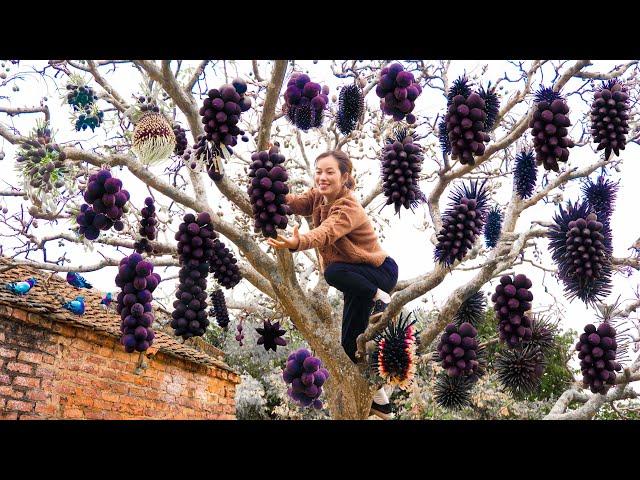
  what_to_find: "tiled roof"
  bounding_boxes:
[0,257,236,374]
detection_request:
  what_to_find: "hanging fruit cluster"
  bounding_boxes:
[209,289,229,328]
[172,123,189,157]
[433,374,474,410]
[484,205,503,248]
[248,145,291,238]
[282,348,329,409]
[443,77,494,165]
[336,84,364,135]
[478,83,500,131]
[16,136,72,211]
[235,321,245,345]
[375,62,421,124]
[434,180,489,267]
[171,212,215,339]
[131,111,176,166]
[513,150,537,199]
[370,312,418,390]
[590,79,629,160]
[115,252,160,353]
[529,86,574,172]
[74,104,104,132]
[380,128,426,215]
[437,322,481,379]
[79,168,130,237]
[199,79,251,153]
[133,197,157,255]
[284,73,329,131]
[576,322,622,394]
[548,200,612,304]
[582,175,618,254]
[491,274,534,347]
[494,344,545,398]
[453,290,486,328]
[256,320,287,352]
[210,239,242,288]
[66,83,98,111]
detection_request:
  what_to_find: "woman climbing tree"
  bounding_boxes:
[266,149,399,419]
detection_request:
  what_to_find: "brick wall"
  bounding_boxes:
[0,307,239,420]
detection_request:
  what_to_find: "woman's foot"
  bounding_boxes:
[370,401,392,420]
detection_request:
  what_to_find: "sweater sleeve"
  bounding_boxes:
[285,188,316,217]
[294,197,367,252]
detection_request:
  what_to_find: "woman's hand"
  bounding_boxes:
[266,225,300,250]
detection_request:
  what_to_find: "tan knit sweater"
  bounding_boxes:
[285,185,388,271]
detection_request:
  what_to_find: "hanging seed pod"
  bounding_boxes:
[576,321,623,394]
[478,83,500,131]
[209,288,229,328]
[434,179,489,267]
[336,84,364,135]
[529,86,574,172]
[379,127,426,216]
[491,274,534,348]
[370,312,418,390]
[484,205,503,248]
[513,150,537,199]
[283,72,329,131]
[375,62,421,123]
[210,238,242,289]
[134,197,157,255]
[453,290,486,328]
[548,200,612,304]
[436,322,482,380]
[495,344,546,399]
[590,79,630,160]
[527,314,558,354]
[114,252,160,353]
[433,373,473,410]
[131,112,177,166]
[282,348,328,409]
[256,320,287,352]
[172,123,189,157]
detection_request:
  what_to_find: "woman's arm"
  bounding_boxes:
[285,188,316,217]
[293,197,367,252]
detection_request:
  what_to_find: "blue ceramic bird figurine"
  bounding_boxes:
[67,272,92,289]
[100,292,113,309]
[62,296,85,315]
[5,277,37,295]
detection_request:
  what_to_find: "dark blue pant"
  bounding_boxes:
[324,257,399,363]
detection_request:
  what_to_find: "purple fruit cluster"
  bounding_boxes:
[380,130,425,215]
[530,87,575,172]
[171,212,215,339]
[284,73,329,131]
[492,274,534,347]
[282,348,328,409]
[590,80,630,160]
[210,238,242,289]
[78,169,130,240]
[235,322,244,345]
[199,78,251,151]
[133,197,157,255]
[248,145,291,238]
[445,84,491,165]
[115,252,160,353]
[173,123,188,157]
[437,322,480,378]
[209,289,229,328]
[375,62,421,124]
[576,322,622,394]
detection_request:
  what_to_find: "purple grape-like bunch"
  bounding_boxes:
[209,288,229,328]
[437,322,481,379]
[590,79,630,161]
[171,212,215,339]
[133,197,157,255]
[284,73,329,131]
[77,169,130,239]
[444,76,492,165]
[235,321,244,345]
[576,322,622,394]
[380,128,426,216]
[173,123,189,157]
[199,78,251,154]
[529,86,575,172]
[115,252,160,353]
[248,145,291,238]
[210,238,242,289]
[282,348,329,409]
[491,274,534,348]
[375,62,421,124]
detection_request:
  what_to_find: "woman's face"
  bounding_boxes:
[315,156,348,198]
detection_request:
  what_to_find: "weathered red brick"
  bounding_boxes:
[0,346,17,359]
[13,376,41,389]
[35,365,55,379]
[6,399,34,412]
[0,412,18,420]
[17,351,43,364]
[6,362,33,375]
[26,389,48,402]
[11,308,29,322]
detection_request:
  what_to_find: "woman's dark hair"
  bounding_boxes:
[315,150,356,190]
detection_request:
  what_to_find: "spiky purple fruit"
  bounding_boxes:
[513,150,537,199]
[590,79,629,160]
[453,290,486,328]
[435,180,489,266]
[484,205,503,248]
[495,344,546,399]
[527,315,557,354]
[337,84,364,136]
[433,373,473,410]
[529,86,574,172]
[370,312,418,390]
[284,73,328,131]
[255,320,287,352]
[478,83,500,131]
[491,274,534,347]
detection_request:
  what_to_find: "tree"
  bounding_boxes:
[1,59,640,419]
